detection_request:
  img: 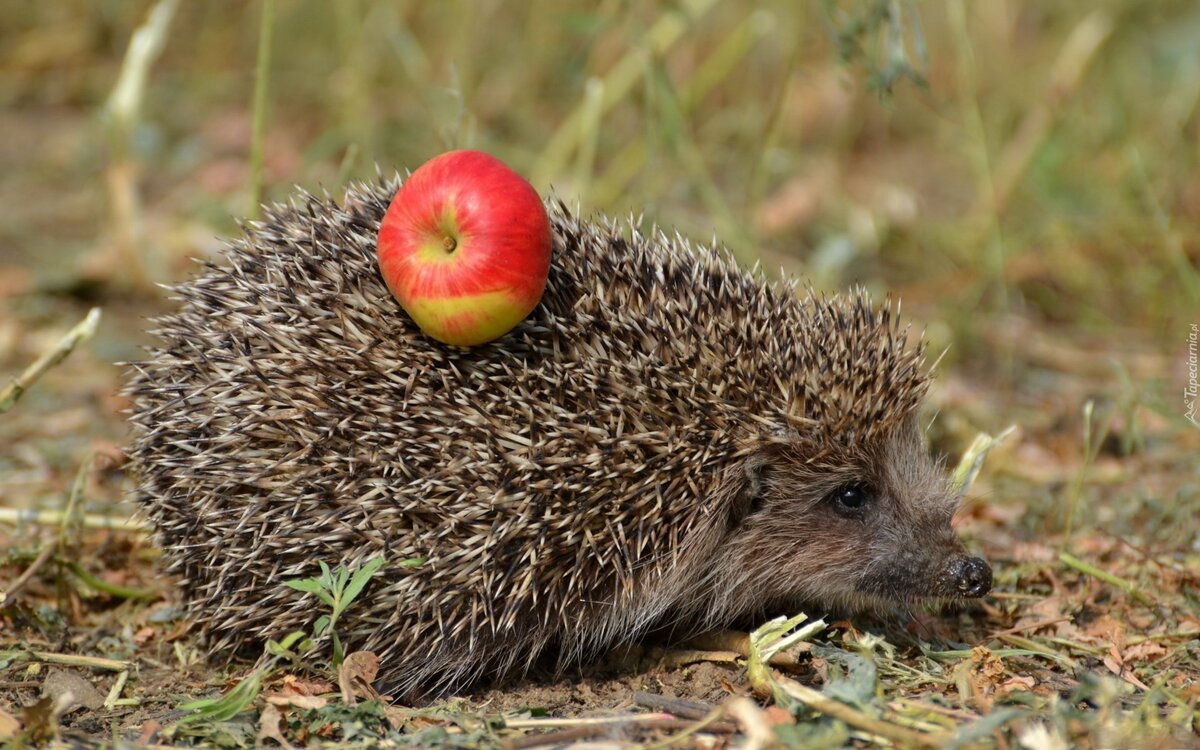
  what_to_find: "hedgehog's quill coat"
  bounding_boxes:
[129,179,989,697]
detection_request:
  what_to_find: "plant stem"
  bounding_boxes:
[249,0,276,217]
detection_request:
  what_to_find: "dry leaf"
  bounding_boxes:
[134,719,161,746]
[762,705,794,726]
[997,675,1037,698]
[338,651,381,705]
[256,703,295,750]
[0,706,19,741]
[974,647,1006,683]
[280,674,335,697]
[20,697,59,747]
[1122,641,1167,664]
[265,693,327,710]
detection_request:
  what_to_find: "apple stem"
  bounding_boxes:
[443,236,457,253]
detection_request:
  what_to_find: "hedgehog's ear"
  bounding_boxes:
[727,455,766,528]
[727,439,786,527]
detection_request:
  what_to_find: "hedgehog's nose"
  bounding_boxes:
[950,556,992,598]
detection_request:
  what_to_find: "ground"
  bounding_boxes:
[1,2,1199,748]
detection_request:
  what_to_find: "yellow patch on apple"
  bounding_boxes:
[404,290,532,347]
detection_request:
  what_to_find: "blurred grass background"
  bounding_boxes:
[0,0,1198,505]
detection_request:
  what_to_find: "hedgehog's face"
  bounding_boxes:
[715,417,991,617]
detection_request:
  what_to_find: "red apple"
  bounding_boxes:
[376,150,552,347]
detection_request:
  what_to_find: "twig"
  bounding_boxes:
[1,650,131,672]
[505,713,674,729]
[643,706,738,749]
[105,0,178,289]
[686,629,808,670]
[643,61,758,265]
[0,308,101,413]
[995,634,1078,669]
[0,508,149,533]
[572,77,604,205]
[1062,400,1104,543]
[924,646,1074,669]
[501,725,599,750]
[632,693,738,736]
[633,692,714,720]
[104,671,130,709]
[593,11,774,208]
[503,715,732,750]
[659,648,740,668]
[1127,145,1200,306]
[0,543,55,605]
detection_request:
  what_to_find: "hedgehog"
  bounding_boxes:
[127,177,992,698]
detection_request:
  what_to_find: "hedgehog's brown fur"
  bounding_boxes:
[128,178,990,697]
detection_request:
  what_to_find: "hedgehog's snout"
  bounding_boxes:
[946,555,992,598]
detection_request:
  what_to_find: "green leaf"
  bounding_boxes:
[814,645,877,708]
[267,630,308,655]
[399,556,427,569]
[313,614,331,636]
[177,667,265,723]
[284,578,323,594]
[285,575,335,608]
[332,631,344,667]
[277,630,306,650]
[342,557,386,608]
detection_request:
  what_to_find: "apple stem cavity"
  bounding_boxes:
[377,149,553,347]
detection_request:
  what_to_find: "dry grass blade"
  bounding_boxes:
[1058,552,1155,606]
[0,544,54,606]
[530,0,721,188]
[951,425,1016,494]
[981,10,1114,220]
[745,615,944,747]
[592,9,774,207]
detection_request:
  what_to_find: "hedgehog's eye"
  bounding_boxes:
[828,484,871,517]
